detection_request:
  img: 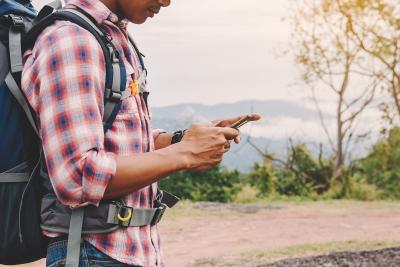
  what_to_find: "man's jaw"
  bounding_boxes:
[148,6,160,16]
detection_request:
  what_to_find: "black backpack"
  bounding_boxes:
[0,1,47,264]
[0,0,135,264]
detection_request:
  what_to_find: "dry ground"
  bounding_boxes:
[5,200,400,267]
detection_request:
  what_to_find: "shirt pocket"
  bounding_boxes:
[110,63,143,132]
[114,68,138,117]
[113,97,142,130]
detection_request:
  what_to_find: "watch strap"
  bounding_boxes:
[171,130,185,144]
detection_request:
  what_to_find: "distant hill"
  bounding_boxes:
[151,99,317,125]
[151,100,319,171]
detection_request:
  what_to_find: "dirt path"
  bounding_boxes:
[6,201,400,267]
[159,201,400,266]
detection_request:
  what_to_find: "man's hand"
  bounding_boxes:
[212,113,262,144]
[105,115,260,197]
[175,122,239,172]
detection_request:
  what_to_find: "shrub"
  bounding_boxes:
[234,184,261,203]
[248,160,276,197]
[275,169,316,197]
[159,165,241,202]
[357,127,400,199]
[348,181,380,201]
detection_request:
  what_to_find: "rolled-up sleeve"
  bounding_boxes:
[22,23,116,207]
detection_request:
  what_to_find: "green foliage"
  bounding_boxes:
[247,144,334,199]
[347,180,380,201]
[321,175,381,201]
[287,144,333,194]
[248,160,276,197]
[233,185,260,204]
[357,127,400,199]
[275,169,314,197]
[159,165,241,203]
[159,128,400,203]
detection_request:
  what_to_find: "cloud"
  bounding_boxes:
[241,116,331,143]
[31,0,302,108]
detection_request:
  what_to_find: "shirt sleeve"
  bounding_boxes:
[22,23,117,208]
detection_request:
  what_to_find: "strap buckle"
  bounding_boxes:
[155,190,180,208]
[111,50,120,63]
[105,88,123,102]
[155,190,164,204]
[151,205,166,225]
[7,14,25,31]
[116,204,133,227]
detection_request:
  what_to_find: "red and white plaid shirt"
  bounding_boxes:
[21,0,165,266]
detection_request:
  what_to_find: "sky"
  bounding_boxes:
[32,0,298,107]
[129,0,297,107]
[30,0,382,152]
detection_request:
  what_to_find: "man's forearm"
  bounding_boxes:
[104,123,242,199]
[104,144,187,199]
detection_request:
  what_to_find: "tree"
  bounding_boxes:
[333,0,400,126]
[289,0,380,180]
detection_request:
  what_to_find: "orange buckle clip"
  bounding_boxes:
[129,80,139,96]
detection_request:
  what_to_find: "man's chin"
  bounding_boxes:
[130,16,148,24]
[127,16,149,24]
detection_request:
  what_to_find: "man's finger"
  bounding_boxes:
[234,136,241,144]
[213,117,240,127]
[224,140,231,149]
[218,127,240,140]
[248,113,262,121]
[214,113,262,128]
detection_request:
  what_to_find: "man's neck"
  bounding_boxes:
[99,0,123,19]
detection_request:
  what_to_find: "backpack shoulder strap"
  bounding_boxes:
[0,12,39,136]
[127,33,151,110]
[25,11,127,266]
[6,14,24,73]
[127,33,146,71]
[24,8,127,133]
[5,72,39,136]
[0,41,8,80]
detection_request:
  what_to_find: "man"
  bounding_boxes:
[22,0,260,266]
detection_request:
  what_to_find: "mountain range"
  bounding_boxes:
[151,99,320,171]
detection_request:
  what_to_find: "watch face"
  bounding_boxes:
[171,130,183,144]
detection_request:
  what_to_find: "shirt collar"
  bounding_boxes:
[65,0,128,31]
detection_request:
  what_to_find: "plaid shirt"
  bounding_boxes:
[21,0,164,266]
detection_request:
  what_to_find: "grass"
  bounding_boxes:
[242,240,400,263]
[164,199,400,222]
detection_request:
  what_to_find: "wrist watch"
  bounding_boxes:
[171,130,185,144]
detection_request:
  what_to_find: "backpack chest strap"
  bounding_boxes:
[107,204,165,227]
[107,189,179,227]
[62,190,179,266]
